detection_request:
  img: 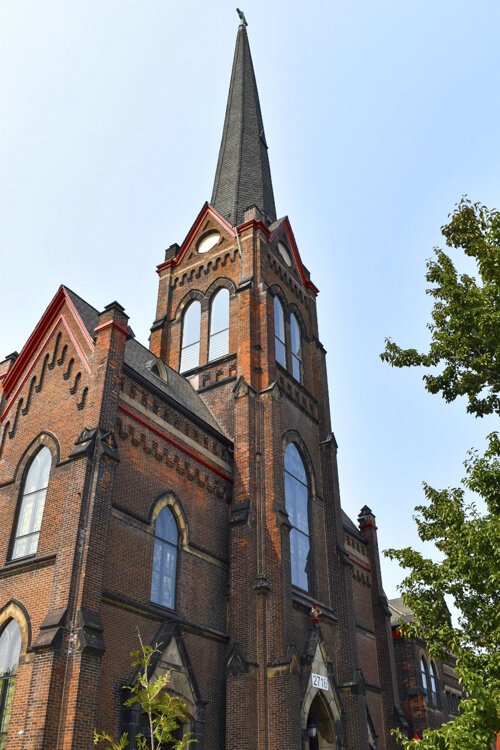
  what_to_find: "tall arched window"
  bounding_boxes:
[430,662,439,706]
[274,296,286,368]
[420,657,429,704]
[290,313,302,383]
[12,446,51,560]
[180,301,201,373]
[151,507,179,609]
[284,444,310,591]
[0,619,22,748]
[209,289,230,361]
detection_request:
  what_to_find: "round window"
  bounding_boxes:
[197,231,220,254]
[277,241,292,267]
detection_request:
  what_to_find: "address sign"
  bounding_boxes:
[311,673,329,691]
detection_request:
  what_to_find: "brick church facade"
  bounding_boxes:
[0,21,407,750]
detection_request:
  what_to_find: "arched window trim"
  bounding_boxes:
[11,446,52,561]
[290,312,302,383]
[208,288,230,362]
[284,442,311,593]
[274,295,286,369]
[180,301,201,374]
[150,505,180,611]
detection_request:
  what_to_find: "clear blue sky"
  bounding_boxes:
[1,0,499,598]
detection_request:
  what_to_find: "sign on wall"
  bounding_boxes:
[311,673,329,691]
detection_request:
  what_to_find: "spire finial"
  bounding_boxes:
[236,8,248,27]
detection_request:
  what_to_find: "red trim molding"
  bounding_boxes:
[157,202,236,274]
[118,404,233,484]
[269,218,319,296]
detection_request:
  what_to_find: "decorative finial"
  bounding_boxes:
[236,8,248,27]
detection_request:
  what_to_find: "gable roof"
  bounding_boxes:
[65,289,227,439]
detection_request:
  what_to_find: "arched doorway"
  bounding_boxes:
[306,693,336,750]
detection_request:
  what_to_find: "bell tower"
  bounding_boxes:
[149,16,374,750]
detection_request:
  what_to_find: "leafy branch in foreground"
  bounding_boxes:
[94,634,193,750]
[381,198,500,417]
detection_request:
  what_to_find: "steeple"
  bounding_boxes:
[211,18,277,227]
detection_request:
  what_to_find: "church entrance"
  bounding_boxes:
[306,693,336,750]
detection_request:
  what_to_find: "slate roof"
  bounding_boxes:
[211,23,277,227]
[64,286,227,439]
[342,509,362,538]
[388,597,415,626]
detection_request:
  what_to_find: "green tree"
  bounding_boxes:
[94,635,193,750]
[381,199,500,749]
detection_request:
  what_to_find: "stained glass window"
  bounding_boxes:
[151,507,179,610]
[284,444,310,591]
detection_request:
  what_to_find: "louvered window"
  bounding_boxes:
[180,301,201,373]
[209,289,230,361]
[12,447,51,560]
[274,296,286,368]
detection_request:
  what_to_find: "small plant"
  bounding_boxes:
[94,633,194,750]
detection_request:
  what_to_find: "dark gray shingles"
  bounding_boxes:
[211,24,276,227]
[64,286,99,336]
[342,509,362,538]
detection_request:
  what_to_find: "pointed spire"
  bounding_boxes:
[211,20,277,227]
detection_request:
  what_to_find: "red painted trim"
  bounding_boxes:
[1,312,92,421]
[237,219,270,237]
[269,218,319,296]
[2,286,94,402]
[94,320,129,337]
[347,552,372,573]
[157,203,236,275]
[118,404,233,483]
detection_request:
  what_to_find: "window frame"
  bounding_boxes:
[11,446,52,561]
[180,300,202,374]
[150,506,179,611]
[420,657,429,704]
[0,619,22,749]
[208,288,230,362]
[284,442,311,593]
[290,312,303,383]
[429,661,440,706]
[274,295,286,369]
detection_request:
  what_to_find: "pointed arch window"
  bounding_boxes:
[180,301,201,373]
[151,507,179,610]
[430,661,439,706]
[284,444,310,591]
[420,657,429,704]
[274,296,286,368]
[12,446,51,560]
[209,288,230,361]
[290,313,302,383]
[0,619,22,748]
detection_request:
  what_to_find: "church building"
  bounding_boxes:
[0,18,405,750]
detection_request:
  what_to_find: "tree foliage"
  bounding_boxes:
[382,198,500,417]
[381,199,500,749]
[94,635,193,750]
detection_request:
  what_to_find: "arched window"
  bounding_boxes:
[180,301,201,373]
[420,657,429,704]
[290,313,302,383]
[151,507,179,609]
[209,289,230,361]
[274,296,286,368]
[284,444,310,591]
[0,619,22,747]
[430,662,439,706]
[12,446,51,560]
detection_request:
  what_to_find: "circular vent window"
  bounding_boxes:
[197,231,220,254]
[277,241,292,267]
